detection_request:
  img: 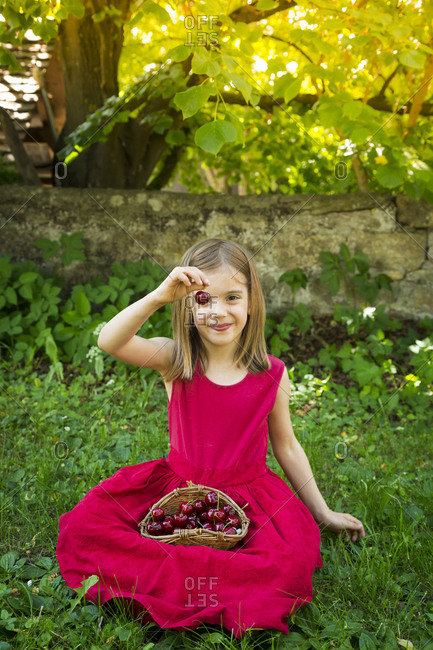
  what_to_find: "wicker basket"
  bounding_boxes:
[139,480,250,550]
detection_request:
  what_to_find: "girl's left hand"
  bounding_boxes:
[317,509,365,542]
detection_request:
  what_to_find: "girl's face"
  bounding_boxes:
[191,265,250,352]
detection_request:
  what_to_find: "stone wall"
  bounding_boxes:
[1,186,432,320]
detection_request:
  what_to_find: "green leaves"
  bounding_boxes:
[222,71,255,104]
[359,631,379,650]
[75,291,91,317]
[0,233,172,373]
[0,48,22,73]
[133,0,170,24]
[173,85,215,119]
[163,44,192,63]
[194,119,237,154]
[375,165,407,189]
[273,74,303,104]
[31,17,58,41]
[164,129,186,145]
[279,269,308,294]
[319,243,392,309]
[0,551,21,574]
[191,49,221,77]
[0,0,431,200]
[398,49,426,68]
[68,575,99,615]
[345,355,384,387]
[62,0,85,19]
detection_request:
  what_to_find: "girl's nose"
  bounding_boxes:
[210,298,228,318]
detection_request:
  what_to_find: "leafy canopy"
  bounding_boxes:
[1,0,432,196]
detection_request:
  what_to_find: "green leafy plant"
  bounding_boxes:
[269,304,314,359]
[336,335,399,402]
[278,268,309,310]
[0,233,172,381]
[399,337,433,409]
[267,268,313,358]
[332,304,402,339]
[319,242,393,309]
[0,156,21,184]
[34,231,86,269]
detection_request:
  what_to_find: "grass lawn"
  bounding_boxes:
[1,356,432,650]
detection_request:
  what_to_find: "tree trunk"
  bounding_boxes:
[56,0,131,188]
[55,0,185,189]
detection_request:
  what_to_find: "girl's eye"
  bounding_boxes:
[228,295,240,301]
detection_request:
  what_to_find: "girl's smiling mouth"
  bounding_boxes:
[210,324,232,331]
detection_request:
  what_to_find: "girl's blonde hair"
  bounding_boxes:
[164,238,271,382]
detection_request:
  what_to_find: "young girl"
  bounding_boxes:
[57,238,365,638]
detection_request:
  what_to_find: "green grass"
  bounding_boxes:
[1,360,432,650]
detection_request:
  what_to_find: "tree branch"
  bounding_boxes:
[146,143,183,190]
[228,0,298,24]
[406,45,433,131]
[377,64,400,97]
[351,154,369,192]
[209,90,433,116]
[262,34,315,65]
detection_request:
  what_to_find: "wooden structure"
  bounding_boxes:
[0,32,66,186]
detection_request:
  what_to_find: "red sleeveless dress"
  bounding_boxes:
[56,354,323,637]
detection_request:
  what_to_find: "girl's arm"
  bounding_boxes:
[97,266,209,375]
[268,367,365,542]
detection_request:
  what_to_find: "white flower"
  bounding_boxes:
[93,322,107,336]
[27,580,32,586]
[362,307,376,320]
[64,426,70,431]
[62,415,68,420]
[86,346,101,360]
[106,379,114,386]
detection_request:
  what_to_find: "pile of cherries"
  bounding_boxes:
[146,491,242,537]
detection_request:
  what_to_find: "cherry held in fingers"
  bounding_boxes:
[195,291,211,305]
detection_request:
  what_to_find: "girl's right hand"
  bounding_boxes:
[152,266,210,305]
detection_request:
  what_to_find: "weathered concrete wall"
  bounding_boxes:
[1,186,432,320]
